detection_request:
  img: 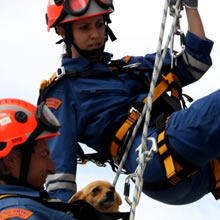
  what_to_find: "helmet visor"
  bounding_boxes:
[64,0,112,16]
[95,0,112,9]
[64,0,90,16]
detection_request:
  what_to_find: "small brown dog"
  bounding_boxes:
[68,180,122,213]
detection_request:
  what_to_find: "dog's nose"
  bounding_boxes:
[106,191,114,198]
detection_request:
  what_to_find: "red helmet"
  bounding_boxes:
[0,98,60,158]
[46,0,114,31]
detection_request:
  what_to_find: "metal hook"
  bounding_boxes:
[169,1,185,68]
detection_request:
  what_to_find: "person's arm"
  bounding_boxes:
[44,80,78,203]
[171,0,205,39]
[175,2,213,86]
[185,8,206,40]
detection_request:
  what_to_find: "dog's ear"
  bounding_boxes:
[68,191,83,203]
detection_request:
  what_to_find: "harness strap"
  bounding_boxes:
[143,72,181,103]
[111,111,139,158]
[110,72,182,161]
[39,56,132,95]
[0,194,130,220]
[142,125,198,191]
[0,194,17,200]
[144,119,220,197]
[40,73,57,91]
[157,130,198,185]
[77,143,119,173]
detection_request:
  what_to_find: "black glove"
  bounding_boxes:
[170,0,198,9]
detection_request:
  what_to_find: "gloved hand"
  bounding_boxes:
[183,0,198,8]
[169,0,198,9]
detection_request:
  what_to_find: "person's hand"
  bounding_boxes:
[183,0,198,8]
[169,0,198,9]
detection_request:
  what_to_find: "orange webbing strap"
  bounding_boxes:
[110,110,139,158]
[123,55,132,64]
[40,72,57,90]
[0,194,17,200]
[210,159,220,199]
[110,72,181,160]
[158,130,198,186]
[158,130,183,185]
[143,72,181,103]
[109,56,132,71]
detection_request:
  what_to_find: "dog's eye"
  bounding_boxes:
[92,187,100,193]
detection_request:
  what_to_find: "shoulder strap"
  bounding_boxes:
[37,66,121,104]
[109,56,132,69]
[38,55,152,104]
[37,67,80,104]
[0,193,129,220]
[0,194,17,200]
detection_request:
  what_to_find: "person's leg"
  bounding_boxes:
[166,89,220,167]
[124,90,220,204]
[124,128,211,205]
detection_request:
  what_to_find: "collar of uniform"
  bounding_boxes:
[61,52,113,71]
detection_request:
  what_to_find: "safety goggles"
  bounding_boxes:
[35,101,61,134]
[26,101,61,145]
[63,0,113,16]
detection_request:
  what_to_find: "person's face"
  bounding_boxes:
[27,140,56,188]
[71,15,105,56]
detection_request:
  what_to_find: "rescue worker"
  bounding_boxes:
[39,0,220,206]
[0,98,80,219]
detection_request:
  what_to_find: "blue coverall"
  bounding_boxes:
[0,185,78,220]
[43,31,217,205]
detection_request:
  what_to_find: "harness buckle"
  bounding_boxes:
[136,137,158,161]
[56,67,66,80]
[129,107,141,116]
[91,159,107,167]
[122,63,142,69]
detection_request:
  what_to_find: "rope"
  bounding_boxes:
[112,1,184,220]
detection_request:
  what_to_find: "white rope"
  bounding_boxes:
[129,1,184,219]
[112,0,184,220]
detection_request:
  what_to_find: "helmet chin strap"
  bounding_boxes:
[0,140,43,190]
[5,124,46,191]
[72,41,106,59]
[0,142,34,188]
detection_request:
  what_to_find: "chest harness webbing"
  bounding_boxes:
[0,193,129,220]
[37,56,220,198]
[37,56,183,170]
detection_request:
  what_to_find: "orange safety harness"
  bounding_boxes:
[109,57,220,199]
[110,71,183,161]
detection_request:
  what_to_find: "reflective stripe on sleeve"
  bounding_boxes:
[46,182,76,192]
[45,173,76,192]
[183,51,210,80]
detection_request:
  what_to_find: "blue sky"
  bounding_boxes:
[1,1,220,219]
